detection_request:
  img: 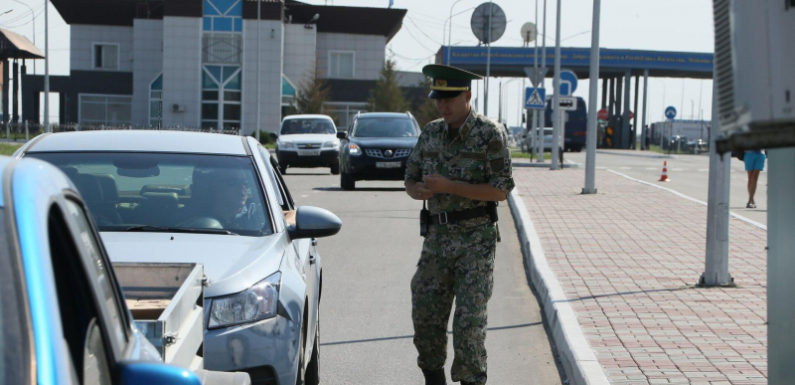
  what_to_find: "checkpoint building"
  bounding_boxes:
[22,0,407,134]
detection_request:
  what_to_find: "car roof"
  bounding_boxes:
[282,114,334,121]
[23,130,249,155]
[357,112,411,119]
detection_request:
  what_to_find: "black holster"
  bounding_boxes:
[487,201,498,223]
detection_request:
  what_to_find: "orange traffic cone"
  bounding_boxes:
[658,161,670,182]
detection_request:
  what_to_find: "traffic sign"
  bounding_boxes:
[523,66,548,87]
[665,106,677,120]
[525,87,546,109]
[559,96,577,110]
[597,108,608,120]
[559,69,578,96]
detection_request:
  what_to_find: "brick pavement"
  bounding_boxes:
[509,165,767,385]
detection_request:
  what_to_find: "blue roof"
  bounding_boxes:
[440,46,714,79]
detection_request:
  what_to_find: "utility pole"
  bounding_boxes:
[700,80,731,286]
[537,0,547,163]
[44,0,50,132]
[550,0,561,170]
[583,0,600,193]
[256,0,261,140]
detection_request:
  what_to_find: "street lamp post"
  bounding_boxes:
[445,0,464,65]
[44,0,50,132]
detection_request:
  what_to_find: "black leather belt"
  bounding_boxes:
[430,205,493,225]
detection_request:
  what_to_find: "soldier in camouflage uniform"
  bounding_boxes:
[405,64,515,385]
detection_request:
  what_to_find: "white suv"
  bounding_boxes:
[276,114,340,174]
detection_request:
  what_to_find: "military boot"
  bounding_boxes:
[421,368,446,385]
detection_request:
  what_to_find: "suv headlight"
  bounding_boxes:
[322,140,339,149]
[278,141,296,150]
[208,272,281,328]
[348,143,361,156]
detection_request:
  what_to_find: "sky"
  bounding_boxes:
[0,0,715,127]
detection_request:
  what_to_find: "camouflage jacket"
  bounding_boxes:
[405,108,515,227]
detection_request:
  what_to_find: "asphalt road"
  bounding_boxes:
[561,150,767,226]
[280,169,563,385]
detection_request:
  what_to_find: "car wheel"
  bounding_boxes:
[305,318,320,385]
[280,164,287,175]
[340,173,355,190]
[330,161,340,175]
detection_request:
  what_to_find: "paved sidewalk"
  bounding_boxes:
[507,164,767,385]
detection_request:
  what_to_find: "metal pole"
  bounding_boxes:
[446,0,463,65]
[537,0,547,162]
[484,0,493,117]
[44,0,50,132]
[641,69,648,150]
[532,0,539,161]
[622,70,630,148]
[768,147,795,384]
[633,74,639,149]
[256,0,261,140]
[700,79,731,286]
[550,0,561,170]
[583,0,600,194]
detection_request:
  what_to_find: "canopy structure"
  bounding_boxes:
[0,28,44,60]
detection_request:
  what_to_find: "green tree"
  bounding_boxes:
[368,59,409,112]
[294,70,331,115]
[412,77,439,127]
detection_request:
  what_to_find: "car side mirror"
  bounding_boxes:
[118,361,202,385]
[288,206,342,240]
[336,131,347,140]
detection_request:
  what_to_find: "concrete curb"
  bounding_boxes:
[508,189,610,385]
[596,149,674,159]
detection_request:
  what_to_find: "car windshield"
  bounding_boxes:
[27,152,272,236]
[280,118,335,135]
[352,117,418,138]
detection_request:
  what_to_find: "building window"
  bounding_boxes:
[203,0,242,32]
[202,34,242,64]
[93,44,119,70]
[201,65,241,131]
[149,74,163,128]
[79,94,132,126]
[329,51,354,79]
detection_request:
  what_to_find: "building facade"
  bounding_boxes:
[22,0,407,135]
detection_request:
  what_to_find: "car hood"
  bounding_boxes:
[100,232,284,297]
[350,137,418,148]
[278,134,336,143]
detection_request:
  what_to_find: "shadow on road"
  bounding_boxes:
[320,322,542,347]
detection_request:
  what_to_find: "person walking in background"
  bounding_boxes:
[744,149,766,208]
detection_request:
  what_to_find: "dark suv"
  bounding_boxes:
[336,112,420,190]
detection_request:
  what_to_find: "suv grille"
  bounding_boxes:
[364,148,412,159]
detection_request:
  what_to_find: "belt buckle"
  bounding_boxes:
[438,211,448,225]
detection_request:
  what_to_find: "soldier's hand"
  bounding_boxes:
[407,181,433,200]
[423,174,452,194]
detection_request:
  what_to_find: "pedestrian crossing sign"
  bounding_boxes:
[525,87,546,109]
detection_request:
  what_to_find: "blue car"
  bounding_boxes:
[0,156,202,385]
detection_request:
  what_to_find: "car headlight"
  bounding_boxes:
[322,140,339,149]
[208,272,281,328]
[278,141,296,150]
[348,143,361,156]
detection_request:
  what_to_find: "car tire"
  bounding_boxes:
[330,161,340,175]
[340,173,355,190]
[280,165,287,175]
[305,319,320,385]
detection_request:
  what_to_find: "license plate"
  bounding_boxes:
[376,161,401,169]
[297,150,320,156]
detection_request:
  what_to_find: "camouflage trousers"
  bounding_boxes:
[411,224,497,385]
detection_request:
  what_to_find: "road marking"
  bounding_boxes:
[606,169,766,230]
